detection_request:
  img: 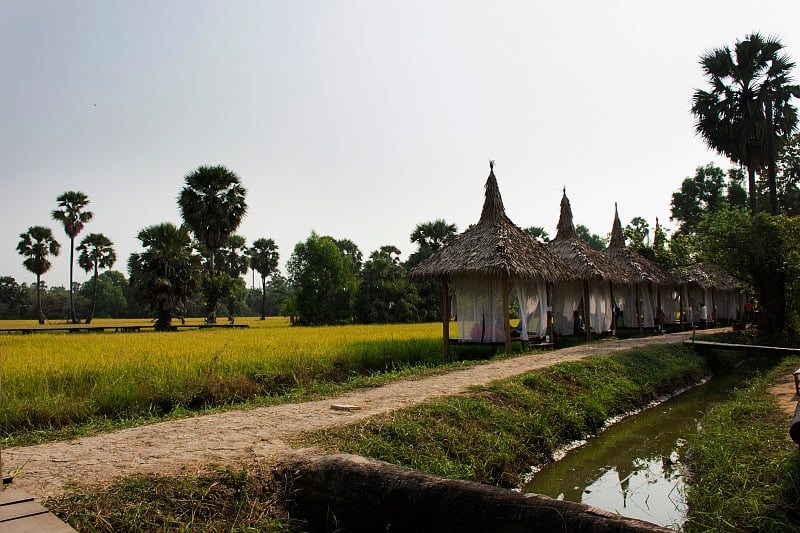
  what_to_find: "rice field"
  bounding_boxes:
[0,319,452,439]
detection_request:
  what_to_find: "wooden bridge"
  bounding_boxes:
[685,340,800,357]
[0,489,74,532]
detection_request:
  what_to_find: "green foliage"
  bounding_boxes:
[77,271,127,319]
[407,219,457,268]
[17,226,61,323]
[248,237,280,319]
[623,216,649,249]
[575,223,606,250]
[287,232,358,325]
[670,164,745,235]
[128,223,202,330]
[355,248,421,323]
[51,190,93,323]
[76,232,116,323]
[523,226,550,242]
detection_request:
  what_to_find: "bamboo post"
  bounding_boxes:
[502,273,511,354]
[442,278,450,362]
[679,284,685,330]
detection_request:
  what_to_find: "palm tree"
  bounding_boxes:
[248,238,280,319]
[128,223,201,331]
[17,226,60,324]
[214,234,250,321]
[51,191,93,322]
[692,33,800,215]
[407,219,457,267]
[178,165,247,323]
[77,233,116,324]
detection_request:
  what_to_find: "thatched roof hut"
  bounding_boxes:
[547,192,634,284]
[410,164,578,283]
[410,162,579,355]
[602,205,676,286]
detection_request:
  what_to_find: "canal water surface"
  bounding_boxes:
[522,368,757,529]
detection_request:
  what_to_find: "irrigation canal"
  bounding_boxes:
[523,363,762,530]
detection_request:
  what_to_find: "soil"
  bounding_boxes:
[3,328,727,500]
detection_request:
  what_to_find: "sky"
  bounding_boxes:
[3,1,800,288]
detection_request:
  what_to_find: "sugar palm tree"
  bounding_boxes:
[214,234,250,321]
[178,165,247,323]
[17,226,60,324]
[77,233,116,324]
[52,191,93,322]
[128,223,201,331]
[248,238,280,319]
[692,33,800,215]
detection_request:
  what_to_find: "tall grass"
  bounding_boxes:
[0,322,450,440]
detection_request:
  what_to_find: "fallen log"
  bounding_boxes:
[280,453,674,533]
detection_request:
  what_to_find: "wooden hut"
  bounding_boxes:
[602,206,679,330]
[675,264,743,325]
[547,191,635,337]
[409,163,579,356]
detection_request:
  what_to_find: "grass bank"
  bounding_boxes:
[683,356,800,532]
[295,343,720,487]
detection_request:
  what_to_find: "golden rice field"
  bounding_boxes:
[0,319,455,439]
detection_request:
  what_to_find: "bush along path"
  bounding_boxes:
[5,328,726,500]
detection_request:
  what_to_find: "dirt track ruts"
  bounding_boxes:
[3,328,723,499]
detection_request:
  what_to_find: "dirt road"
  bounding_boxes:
[3,329,722,499]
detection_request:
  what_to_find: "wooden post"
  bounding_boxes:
[679,284,685,330]
[502,273,511,354]
[442,278,450,362]
[583,280,591,342]
[636,284,643,335]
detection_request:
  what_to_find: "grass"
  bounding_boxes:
[45,465,290,532]
[295,343,711,487]
[683,356,800,532]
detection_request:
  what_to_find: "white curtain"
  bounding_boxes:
[588,281,613,333]
[453,274,506,342]
[615,285,639,328]
[659,286,679,324]
[640,283,655,328]
[514,279,548,339]
[553,282,582,335]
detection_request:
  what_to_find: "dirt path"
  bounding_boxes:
[4,329,721,499]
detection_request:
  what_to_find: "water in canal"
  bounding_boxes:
[522,368,757,529]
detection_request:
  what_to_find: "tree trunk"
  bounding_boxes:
[85,262,98,324]
[36,274,44,325]
[442,278,450,362]
[69,237,78,324]
[281,454,674,533]
[155,302,172,332]
[206,250,217,324]
[747,156,758,215]
[260,274,267,320]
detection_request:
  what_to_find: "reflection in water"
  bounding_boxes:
[523,370,753,529]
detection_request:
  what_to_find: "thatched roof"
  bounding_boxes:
[602,205,678,286]
[674,263,743,291]
[409,163,579,283]
[548,192,635,284]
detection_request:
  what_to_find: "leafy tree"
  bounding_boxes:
[575,224,606,251]
[698,205,800,334]
[128,223,202,331]
[178,165,247,323]
[248,238,280,319]
[17,226,60,324]
[355,248,420,323]
[335,238,363,276]
[77,271,127,319]
[523,226,550,242]
[670,164,747,235]
[214,234,250,320]
[692,33,800,215]
[0,276,26,319]
[407,219,457,268]
[76,233,116,323]
[623,217,650,250]
[287,232,358,325]
[51,191,92,323]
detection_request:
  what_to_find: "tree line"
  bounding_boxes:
[8,32,800,335]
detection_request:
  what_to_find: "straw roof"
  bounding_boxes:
[602,205,678,286]
[548,192,635,284]
[409,163,579,283]
[674,263,742,291]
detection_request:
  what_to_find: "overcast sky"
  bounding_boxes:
[3,1,799,287]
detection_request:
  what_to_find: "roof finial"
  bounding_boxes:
[489,160,494,172]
